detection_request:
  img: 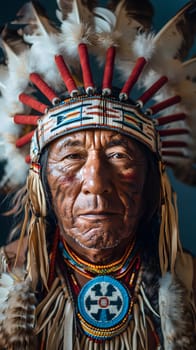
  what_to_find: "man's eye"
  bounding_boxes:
[107,152,128,159]
[65,153,84,160]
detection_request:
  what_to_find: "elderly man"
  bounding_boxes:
[0,1,196,349]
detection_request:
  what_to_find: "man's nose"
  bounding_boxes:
[81,153,113,195]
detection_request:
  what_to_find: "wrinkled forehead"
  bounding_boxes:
[48,129,148,157]
[49,129,143,150]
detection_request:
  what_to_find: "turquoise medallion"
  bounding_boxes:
[77,275,131,340]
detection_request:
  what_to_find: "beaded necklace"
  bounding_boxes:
[59,238,140,280]
[39,232,162,348]
[58,238,143,342]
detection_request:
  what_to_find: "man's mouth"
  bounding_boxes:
[78,211,122,220]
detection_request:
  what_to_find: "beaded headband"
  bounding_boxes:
[0,0,196,186]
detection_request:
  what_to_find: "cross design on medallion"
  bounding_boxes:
[77,276,130,329]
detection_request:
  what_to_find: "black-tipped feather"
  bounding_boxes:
[154,1,196,60]
[108,0,154,29]
[57,0,97,20]
[13,1,58,37]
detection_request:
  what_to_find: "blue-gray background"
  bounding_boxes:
[0,0,195,255]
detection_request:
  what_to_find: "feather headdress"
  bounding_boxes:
[0,2,195,348]
[0,0,195,187]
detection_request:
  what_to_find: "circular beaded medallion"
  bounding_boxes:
[77,275,131,340]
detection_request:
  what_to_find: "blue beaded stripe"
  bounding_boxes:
[59,241,139,277]
[31,96,157,162]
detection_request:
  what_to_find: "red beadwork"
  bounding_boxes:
[162,140,188,148]
[137,76,168,106]
[30,73,60,105]
[159,128,189,136]
[147,95,181,115]
[78,43,94,93]
[157,113,186,125]
[162,150,188,157]
[15,130,35,147]
[102,47,116,95]
[14,114,40,126]
[25,154,31,163]
[120,57,147,100]
[55,55,78,95]
[19,93,49,114]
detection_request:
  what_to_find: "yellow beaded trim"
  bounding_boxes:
[63,238,136,274]
[77,299,134,339]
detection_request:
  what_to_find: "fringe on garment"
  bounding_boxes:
[0,259,195,349]
[25,168,49,291]
[35,267,161,350]
[158,164,183,275]
[35,264,196,350]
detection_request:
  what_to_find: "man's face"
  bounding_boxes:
[47,130,147,260]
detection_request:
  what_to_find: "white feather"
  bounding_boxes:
[92,7,121,53]
[28,33,64,91]
[132,32,155,60]
[13,2,63,92]
[0,272,14,289]
[0,99,21,135]
[58,0,94,59]
[0,65,8,90]
[0,287,10,303]
[93,6,142,63]
[0,51,30,113]
[59,21,92,58]
[93,7,116,32]
[0,141,28,187]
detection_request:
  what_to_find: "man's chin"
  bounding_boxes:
[63,228,123,250]
[74,236,120,250]
[61,228,133,264]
